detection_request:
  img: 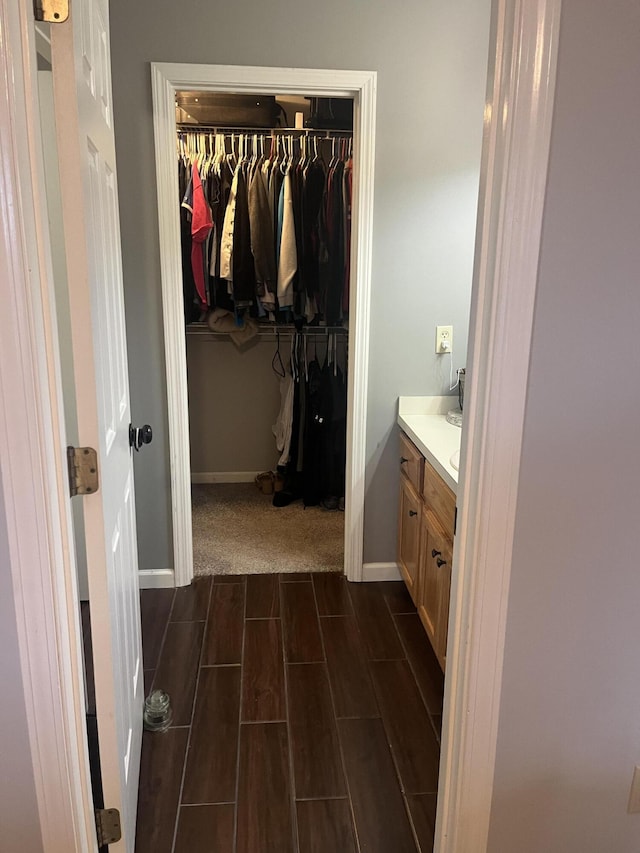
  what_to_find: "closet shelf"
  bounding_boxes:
[186,322,348,339]
[177,124,353,136]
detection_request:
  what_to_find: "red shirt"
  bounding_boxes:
[190,162,212,306]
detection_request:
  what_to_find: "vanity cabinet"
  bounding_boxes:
[418,508,453,669]
[398,475,421,600]
[397,429,456,671]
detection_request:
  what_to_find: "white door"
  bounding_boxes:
[50,2,143,849]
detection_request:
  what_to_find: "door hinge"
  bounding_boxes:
[66,446,99,497]
[33,0,69,23]
[95,808,122,847]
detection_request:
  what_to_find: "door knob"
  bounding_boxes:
[129,424,153,452]
[431,549,441,558]
[436,558,447,568]
[409,510,418,517]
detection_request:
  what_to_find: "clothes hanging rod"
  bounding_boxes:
[186,322,348,337]
[176,124,353,136]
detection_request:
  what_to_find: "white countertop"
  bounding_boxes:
[397,396,462,493]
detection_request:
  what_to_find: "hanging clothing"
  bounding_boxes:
[301,159,326,304]
[189,162,213,307]
[231,167,257,309]
[177,130,352,324]
[325,159,345,324]
[277,172,297,310]
[248,166,277,310]
[342,160,352,315]
[272,372,295,467]
[220,166,239,282]
[178,162,200,324]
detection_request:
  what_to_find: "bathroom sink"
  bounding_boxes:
[450,449,460,471]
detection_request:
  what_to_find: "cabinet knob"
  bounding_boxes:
[437,558,447,568]
[409,510,418,517]
[431,549,441,558]
[400,456,409,464]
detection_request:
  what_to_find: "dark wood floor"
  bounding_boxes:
[137,573,444,853]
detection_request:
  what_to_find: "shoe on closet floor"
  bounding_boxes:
[255,471,274,495]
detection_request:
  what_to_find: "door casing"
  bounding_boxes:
[0,0,561,850]
[151,62,377,587]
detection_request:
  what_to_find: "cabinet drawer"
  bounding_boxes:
[423,459,455,537]
[399,431,424,494]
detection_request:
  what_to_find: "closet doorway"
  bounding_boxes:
[152,65,376,585]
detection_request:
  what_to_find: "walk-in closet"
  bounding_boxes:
[177,92,354,577]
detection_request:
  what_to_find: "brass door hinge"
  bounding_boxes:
[95,808,122,847]
[66,446,99,497]
[33,0,69,23]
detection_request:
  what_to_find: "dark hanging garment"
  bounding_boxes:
[326,362,347,501]
[248,165,277,302]
[211,161,235,313]
[270,166,285,252]
[302,357,326,507]
[181,211,200,323]
[231,166,257,310]
[325,160,345,325]
[301,160,326,303]
[342,163,352,316]
[289,163,305,317]
[179,162,200,324]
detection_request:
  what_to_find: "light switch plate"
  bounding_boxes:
[436,325,453,354]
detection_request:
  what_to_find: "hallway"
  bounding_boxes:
[136,573,443,852]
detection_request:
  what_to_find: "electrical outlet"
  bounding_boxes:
[436,325,453,354]
[628,766,640,813]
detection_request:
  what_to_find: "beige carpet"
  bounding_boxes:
[192,483,344,576]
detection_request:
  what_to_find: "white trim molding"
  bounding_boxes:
[151,62,376,587]
[435,1,562,851]
[361,562,402,582]
[191,471,262,485]
[138,569,176,589]
[0,0,95,848]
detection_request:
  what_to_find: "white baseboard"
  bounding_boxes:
[361,561,402,582]
[191,471,261,484]
[138,568,175,589]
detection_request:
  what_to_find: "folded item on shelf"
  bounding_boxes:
[207,308,258,346]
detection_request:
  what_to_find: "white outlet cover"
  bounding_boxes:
[436,325,453,354]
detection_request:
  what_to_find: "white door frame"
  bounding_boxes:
[1,1,561,851]
[150,62,377,586]
[436,0,561,849]
[0,0,96,849]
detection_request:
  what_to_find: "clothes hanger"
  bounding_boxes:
[226,133,236,171]
[271,329,286,378]
[290,332,300,383]
[302,330,309,382]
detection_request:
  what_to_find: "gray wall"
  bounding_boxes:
[0,484,45,853]
[109,0,490,569]
[488,1,640,849]
[187,338,282,475]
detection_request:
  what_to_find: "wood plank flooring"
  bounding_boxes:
[136,573,443,853]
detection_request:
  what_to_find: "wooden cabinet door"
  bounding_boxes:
[398,475,421,602]
[417,510,453,671]
[431,525,453,670]
[417,509,440,651]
